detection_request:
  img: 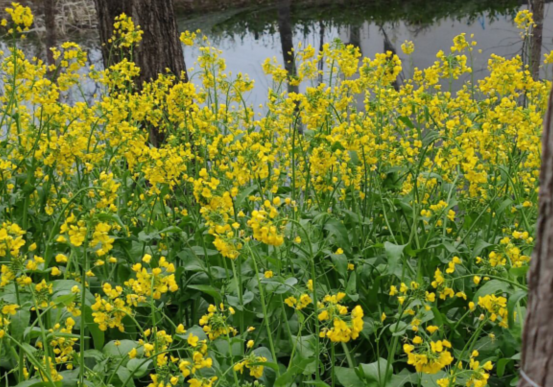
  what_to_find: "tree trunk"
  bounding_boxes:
[93,0,187,147]
[518,84,553,387]
[530,0,544,80]
[43,0,56,68]
[277,0,297,94]
[132,0,188,87]
[93,0,133,69]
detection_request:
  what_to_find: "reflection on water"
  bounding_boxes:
[178,1,553,105]
[2,0,553,106]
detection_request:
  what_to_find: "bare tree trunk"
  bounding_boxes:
[530,0,544,80]
[518,84,553,387]
[277,0,297,94]
[43,0,56,68]
[348,25,361,52]
[93,0,187,146]
[380,26,399,90]
[93,0,133,69]
[132,0,187,87]
[318,20,325,85]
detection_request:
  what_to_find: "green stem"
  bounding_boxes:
[248,244,279,376]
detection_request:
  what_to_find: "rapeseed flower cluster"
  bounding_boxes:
[0,3,544,386]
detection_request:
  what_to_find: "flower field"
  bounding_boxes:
[0,3,548,387]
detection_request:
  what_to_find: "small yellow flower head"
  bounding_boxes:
[5,2,34,30]
[55,254,68,263]
[247,340,254,348]
[187,333,199,347]
[142,254,152,263]
[426,325,439,334]
[401,41,415,55]
[264,270,274,279]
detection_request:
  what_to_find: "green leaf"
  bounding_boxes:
[335,367,364,387]
[497,358,513,377]
[387,370,419,387]
[178,249,205,271]
[304,382,331,387]
[190,246,219,256]
[384,242,407,277]
[187,284,222,304]
[235,184,258,208]
[11,307,30,342]
[398,116,415,129]
[274,357,314,387]
[420,371,447,387]
[507,289,527,328]
[359,358,389,385]
[509,266,529,279]
[15,380,62,387]
[473,279,509,302]
[53,294,76,306]
[389,321,408,336]
[495,198,514,216]
[324,218,350,253]
[103,340,138,358]
[84,305,105,350]
[116,367,135,387]
[471,239,492,258]
[243,290,254,305]
[346,272,358,300]
[127,358,152,378]
[331,253,348,278]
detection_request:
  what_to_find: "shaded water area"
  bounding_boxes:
[4,0,553,105]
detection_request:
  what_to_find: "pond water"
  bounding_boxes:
[3,0,553,106]
[177,0,553,105]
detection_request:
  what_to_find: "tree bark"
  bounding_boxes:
[518,84,553,387]
[131,0,188,87]
[43,0,56,68]
[92,0,133,69]
[530,0,544,80]
[93,0,187,147]
[277,0,297,94]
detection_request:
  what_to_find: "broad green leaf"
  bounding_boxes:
[11,307,30,342]
[116,367,135,387]
[324,218,350,253]
[15,380,62,387]
[359,358,389,385]
[384,242,407,277]
[84,305,105,350]
[473,279,509,302]
[507,289,527,328]
[274,357,314,387]
[335,367,364,387]
[497,357,513,377]
[331,253,348,277]
[235,184,258,208]
[387,369,419,387]
[127,358,152,378]
[187,284,222,304]
[103,340,138,358]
